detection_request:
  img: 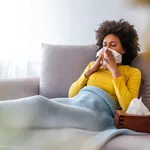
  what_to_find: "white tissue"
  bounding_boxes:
[126,97,150,116]
[96,47,122,69]
[96,47,122,63]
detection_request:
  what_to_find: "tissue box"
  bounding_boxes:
[114,110,150,133]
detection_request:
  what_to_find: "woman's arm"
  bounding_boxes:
[103,50,141,110]
[68,62,94,98]
[69,53,104,98]
[112,68,141,111]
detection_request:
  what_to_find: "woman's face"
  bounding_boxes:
[103,34,124,55]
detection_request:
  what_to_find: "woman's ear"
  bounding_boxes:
[122,49,125,54]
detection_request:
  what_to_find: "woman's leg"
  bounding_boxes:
[0,95,100,131]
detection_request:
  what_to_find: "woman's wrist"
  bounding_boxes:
[84,69,94,78]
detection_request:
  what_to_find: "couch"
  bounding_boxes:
[0,44,150,150]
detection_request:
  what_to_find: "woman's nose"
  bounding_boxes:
[106,45,110,49]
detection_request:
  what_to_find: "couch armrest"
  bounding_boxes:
[0,77,39,100]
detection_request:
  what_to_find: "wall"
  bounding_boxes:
[30,0,148,53]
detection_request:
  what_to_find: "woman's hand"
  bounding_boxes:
[103,49,121,78]
[91,53,103,72]
[84,53,103,78]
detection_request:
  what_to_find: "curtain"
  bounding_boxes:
[0,0,73,78]
[0,0,42,78]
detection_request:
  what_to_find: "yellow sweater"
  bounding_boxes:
[68,61,141,111]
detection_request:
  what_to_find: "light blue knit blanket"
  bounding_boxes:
[0,86,142,149]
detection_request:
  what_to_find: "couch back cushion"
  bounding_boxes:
[131,52,150,110]
[40,44,150,110]
[40,44,97,98]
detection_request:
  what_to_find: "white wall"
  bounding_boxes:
[29,0,148,61]
[31,1,148,41]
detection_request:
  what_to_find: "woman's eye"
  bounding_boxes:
[111,45,116,47]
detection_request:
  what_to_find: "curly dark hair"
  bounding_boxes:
[95,19,140,65]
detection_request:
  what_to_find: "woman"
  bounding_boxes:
[69,19,141,111]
